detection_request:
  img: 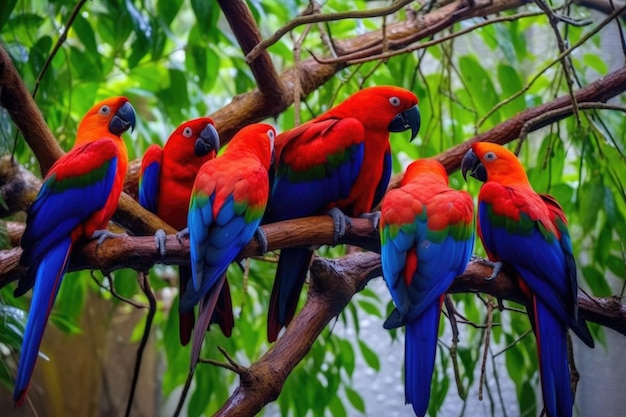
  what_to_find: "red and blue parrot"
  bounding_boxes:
[380,159,474,417]
[138,117,233,344]
[264,86,421,342]
[179,123,275,370]
[14,96,136,405]
[461,142,594,417]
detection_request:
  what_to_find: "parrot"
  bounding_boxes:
[461,141,594,417]
[13,96,136,405]
[264,85,421,342]
[179,122,275,371]
[138,117,234,344]
[380,159,474,417]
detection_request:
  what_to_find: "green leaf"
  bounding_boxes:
[578,179,604,232]
[158,0,183,25]
[358,340,380,371]
[338,338,356,377]
[497,63,525,116]
[0,0,17,31]
[582,265,611,296]
[518,380,537,417]
[73,15,98,53]
[357,299,383,318]
[583,53,608,75]
[345,386,366,413]
[50,311,82,334]
[606,255,626,279]
[459,55,502,125]
[113,268,140,300]
[328,393,348,417]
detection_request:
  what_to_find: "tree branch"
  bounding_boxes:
[0,44,62,175]
[212,251,626,416]
[217,0,286,101]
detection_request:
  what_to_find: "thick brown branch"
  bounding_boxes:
[213,252,626,416]
[217,0,286,101]
[214,252,382,416]
[0,216,378,286]
[433,66,626,174]
[0,44,62,175]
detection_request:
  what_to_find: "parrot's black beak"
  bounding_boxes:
[388,105,420,141]
[109,101,136,135]
[195,123,220,156]
[461,148,487,182]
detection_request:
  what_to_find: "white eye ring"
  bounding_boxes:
[389,97,401,107]
[183,127,193,138]
[484,151,497,161]
[267,129,275,149]
[98,105,111,115]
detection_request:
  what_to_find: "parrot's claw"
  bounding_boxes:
[327,207,352,243]
[92,229,127,246]
[360,211,381,231]
[485,261,503,281]
[254,227,268,254]
[176,228,189,245]
[154,229,167,257]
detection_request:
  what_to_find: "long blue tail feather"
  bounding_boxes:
[534,297,573,417]
[13,237,72,405]
[405,301,440,417]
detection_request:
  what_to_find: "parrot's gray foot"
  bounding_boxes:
[360,211,381,232]
[254,227,268,254]
[176,228,189,245]
[327,207,352,243]
[485,260,503,281]
[92,229,127,246]
[154,229,167,257]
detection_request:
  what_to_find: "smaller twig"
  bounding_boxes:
[445,295,467,399]
[199,346,248,374]
[478,4,626,128]
[124,271,156,417]
[493,328,533,358]
[534,0,581,123]
[490,346,509,417]
[517,102,626,152]
[240,258,251,318]
[567,332,580,401]
[91,272,147,309]
[478,296,495,401]
[31,0,89,99]
[245,0,415,62]
[311,9,543,65]
[291,22,314,126]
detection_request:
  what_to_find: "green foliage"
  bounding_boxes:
[0,0,624,416]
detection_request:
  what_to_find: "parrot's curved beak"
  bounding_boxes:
[388,105,420,141]
[461,148,487,182]
[109,101,136,135]
[195,123,220,156]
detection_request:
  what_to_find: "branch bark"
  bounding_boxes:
[212,251,626,416]
[217,0,287,101]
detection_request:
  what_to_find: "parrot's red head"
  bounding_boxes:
[166,117,220,161]
[226,123,275,170]
[402,158,448,186]
[76,96,136,145]
[461,142,529,185]
[332,86,421,141]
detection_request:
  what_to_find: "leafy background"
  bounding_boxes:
[0,0,625,416]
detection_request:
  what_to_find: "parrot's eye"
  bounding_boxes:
[267,129,275,149]
[484,151,497,161]
[98,105,111,116]
[183,127,193,138]
[389,97,401,107]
